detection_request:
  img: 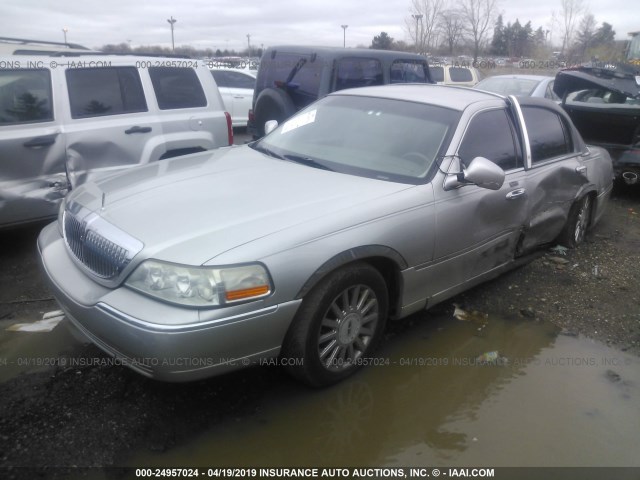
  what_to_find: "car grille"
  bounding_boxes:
[63,208,142,280]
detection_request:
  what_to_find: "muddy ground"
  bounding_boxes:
[0,183,639,478]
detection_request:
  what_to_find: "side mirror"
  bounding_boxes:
[444,156,505,191]
[463,157,505,190]
[264,120,278,135]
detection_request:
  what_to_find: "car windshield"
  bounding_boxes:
[475,77,540,96]
[251,94,459,184]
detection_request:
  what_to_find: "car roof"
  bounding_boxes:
[0,55,209,66]
[329,84,505,111]
[264,45,427,61]
[210,67,256,75]
[477,74,553,82]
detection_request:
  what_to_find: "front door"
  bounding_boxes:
[430,108,529,298]
[0,67,67,227]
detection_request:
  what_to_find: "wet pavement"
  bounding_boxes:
[126,313,640,468]
[1,148,639,475]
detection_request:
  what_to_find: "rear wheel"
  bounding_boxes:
[558,194,592,248]
[282,263,388,387]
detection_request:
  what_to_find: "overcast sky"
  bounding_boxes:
[2,0,635,52]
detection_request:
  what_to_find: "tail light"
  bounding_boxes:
[248,109,255,124]
[225,111,233,146]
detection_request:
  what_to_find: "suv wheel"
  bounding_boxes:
[254,88,296,137]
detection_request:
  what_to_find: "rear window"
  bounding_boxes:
[149,67,207,110]
[449,67,473,82]
[0,69,53,125]
[66,67,147,119]
[256,53,323,109]
[390,60,430,83]
[335,58,384,91]
[430,66,444,83]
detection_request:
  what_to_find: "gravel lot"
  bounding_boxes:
[0,170,638,477]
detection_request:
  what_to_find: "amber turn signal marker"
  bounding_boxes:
[225,285,270,302]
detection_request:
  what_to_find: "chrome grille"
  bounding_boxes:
[63,207,142,280]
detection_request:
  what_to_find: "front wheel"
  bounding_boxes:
[558,194,592,248]
[281,263,388,387]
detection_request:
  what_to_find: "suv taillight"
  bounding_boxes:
[225,112,233,146]
[248,109,255,124]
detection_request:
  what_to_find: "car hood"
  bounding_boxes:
[554,63,640,99]
[71,146,414,265]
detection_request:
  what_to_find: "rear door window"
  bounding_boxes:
[66,67,147,118]
[149,67,207,110]
[0,69,53,124]
[521,106,572,163]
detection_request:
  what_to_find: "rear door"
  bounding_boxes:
[518,104,588,250]
[0,66,67,227]
[147,66,230,154]
[62,65,163,187]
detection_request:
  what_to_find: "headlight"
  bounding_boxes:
[125,260,272,308]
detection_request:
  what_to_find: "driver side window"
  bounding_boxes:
[458,109,521,171]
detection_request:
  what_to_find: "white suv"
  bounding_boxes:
[0,55,232,228]
[430,64,480,87]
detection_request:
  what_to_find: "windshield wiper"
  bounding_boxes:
[283,154,334,172]
[251,143,284,159]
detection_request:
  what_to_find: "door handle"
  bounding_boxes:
[233,96,245,99]
[23,133,58,148]
[506,188,526,200]
[576,165,587,174]
[125,126,152,134]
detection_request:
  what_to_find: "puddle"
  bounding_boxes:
[126,312,640,467]
[0,316,88,382]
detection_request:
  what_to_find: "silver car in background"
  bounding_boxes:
[474,74,559,101]
[38,85,613,387]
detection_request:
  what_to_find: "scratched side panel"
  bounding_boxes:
[0,126,67,228]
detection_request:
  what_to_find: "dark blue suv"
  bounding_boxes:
[247,46,433,138]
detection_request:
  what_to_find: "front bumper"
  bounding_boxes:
[37,222,302,382]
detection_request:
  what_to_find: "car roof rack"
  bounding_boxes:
[0,36,91,50]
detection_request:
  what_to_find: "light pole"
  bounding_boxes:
[412,14,423,53]
[246,34,251,55]
[341,25,348,48]
[62,27,68,44]
[167,16,177,52]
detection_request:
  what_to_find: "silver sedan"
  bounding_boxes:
[38,85,613,386]
[474,74,559,101]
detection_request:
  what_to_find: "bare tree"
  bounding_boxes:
[439,9,465,55]
[574,13,596,59]
[405,0,446,53]
[459,0,499,61]
[560,0,586,54]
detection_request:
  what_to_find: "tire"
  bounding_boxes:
[253,87,297,137]
[558,194,592,248]
[281,262,388,387]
